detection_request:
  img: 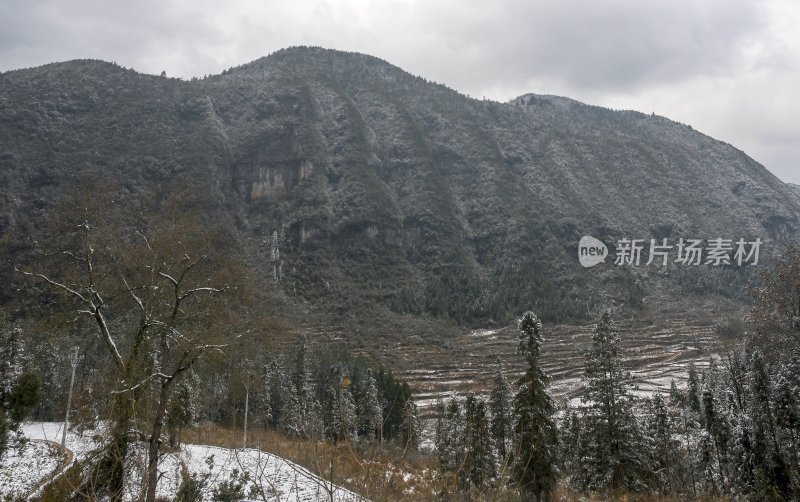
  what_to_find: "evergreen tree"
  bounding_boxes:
[354,368,382,440]
[561,408,588,489]
[435,398,466,481]
[261,362,274,427]
[645,394,677,494]
[688,362,701,415]
[669,379,684,407]
[307,397,324,440]
[732,415,757,495]
[467,396,496,488]
[293,341,317,437]
[680,407,702,497]
[581,310,651,492]
[723,349,749,415]
[279,382,302,437]
[489,358,513,462]
[166,379,195,448]
[698,430,719,495]
[377,368,412,442]
[341,385,357,441]
[322,365,357,443]
[774,360,799,480]
[265,358,291,429]
[323,381,341,442]
[511,311,559,500]
[399,398,420,450]
[748,350,791,497]
[0,324,40,458]
[701,360,731,491]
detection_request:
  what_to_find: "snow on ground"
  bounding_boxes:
[176,444,365,501]
[0,434,63,499]
[123,445,184,501]
[0,423,105,499]
[21,421,105,462]
[114,442,368,501]
[7,422,364,501]
[469,329,500,339]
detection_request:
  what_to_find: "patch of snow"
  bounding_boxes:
[13,423,365,501]
[176,444,366,501]
[20,421,105,462]
[469,329,501,338]
[0,435,63,499]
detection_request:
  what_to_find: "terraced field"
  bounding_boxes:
[390,317,729,417]
[288,289,747,419]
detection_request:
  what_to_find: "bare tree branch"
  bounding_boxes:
[14,267,89,303]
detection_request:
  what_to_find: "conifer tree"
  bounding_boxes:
[748,350,791,497]
[669,379,684,406]
[166,379,194,448]
[271,358,296,431]
[355,368,382,440]
[377,368,412,442]
[435,398,466,480]
[731,414,756,495]
[774,360,799,471]
[489,358,513,461]
[0,325,22,458]
[698,430,719,495]
[280,382,303,437]
[688,362,701,415]
[581,310,651,492]
[0,323,41,458]
[511,311,558,500]
[322,365,357,443]
[701,360,731,489]
[323,381,342,442]
[295,343,314,425]
[561,408,588,489]
[467,396,496,488]
[645,394,676,494]
[399,398,420,450]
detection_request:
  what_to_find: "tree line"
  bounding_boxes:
[432,305,800,500]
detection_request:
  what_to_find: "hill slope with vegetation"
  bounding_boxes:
[1,47,798,337]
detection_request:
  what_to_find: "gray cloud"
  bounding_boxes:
[0,0,797,183]
[411,0,764,92]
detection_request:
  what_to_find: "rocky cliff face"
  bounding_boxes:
[788,183,800,201]
[1,47,798,335]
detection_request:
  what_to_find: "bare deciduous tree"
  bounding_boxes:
[750,244,800,358]
[16,182,249,501]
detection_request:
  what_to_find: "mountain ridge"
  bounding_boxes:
[1,46,798,342]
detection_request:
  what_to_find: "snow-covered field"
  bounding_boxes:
[0,435,63,499]
[22,421,104,462]
[176,444,364,501]
[1,422,365,501]
[0,422,106,499]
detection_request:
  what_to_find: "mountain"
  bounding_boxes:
[1,46,798,343]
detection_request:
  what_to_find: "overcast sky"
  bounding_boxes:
[1,0,798,184]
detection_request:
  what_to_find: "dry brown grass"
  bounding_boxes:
[181,424,727,501]
[182,423,444,501]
